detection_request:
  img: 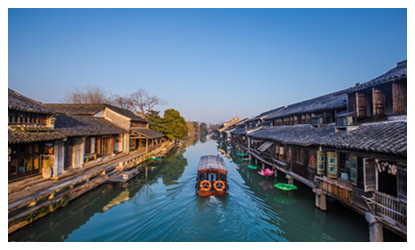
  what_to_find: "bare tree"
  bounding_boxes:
[62,86,110,104]
[111,94,133,110]
[111,88,165,116]
[63,86,165,116]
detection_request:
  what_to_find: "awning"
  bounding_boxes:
[258,141,273,152]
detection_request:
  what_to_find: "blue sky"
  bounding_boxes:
[8,8,407,124]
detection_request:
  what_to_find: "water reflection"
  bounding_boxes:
[157,152,188,186]
[10,137,379,242]
[218,140,369,242]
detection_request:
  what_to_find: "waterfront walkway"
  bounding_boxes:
[8,141,175,234]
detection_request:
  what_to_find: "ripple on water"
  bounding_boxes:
[12,138,374,242]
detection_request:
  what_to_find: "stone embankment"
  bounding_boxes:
[8,141,175,234]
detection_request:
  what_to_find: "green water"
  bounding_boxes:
[9,137,401,242]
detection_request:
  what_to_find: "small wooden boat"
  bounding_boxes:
[196,155,228,196]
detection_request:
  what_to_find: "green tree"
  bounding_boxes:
[163,109,188,140]
[200,122,208,135]
[186,121,196,136]
[148,109,188,140]
[147,110,166,134]
[192,122,200,133]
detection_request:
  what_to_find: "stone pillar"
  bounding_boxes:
[91,137,96,154]
[365,212,383,242]
[319,192,327,211]
[50,140,66,177]
[274,167,278,177]
[286,174,293,184]
[145,166,148,180]
[313,188,327,211]
[73,137,82,169]
[80,137,85,168]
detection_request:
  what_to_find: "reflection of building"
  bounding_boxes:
[229,60,407,241]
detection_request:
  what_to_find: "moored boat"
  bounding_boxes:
[196,155,228,196]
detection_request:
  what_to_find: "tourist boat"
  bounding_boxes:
[196,155,228,196]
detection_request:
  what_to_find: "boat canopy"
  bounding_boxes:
[197,155,227,174]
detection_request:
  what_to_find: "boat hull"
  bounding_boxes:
[197,190,227,196]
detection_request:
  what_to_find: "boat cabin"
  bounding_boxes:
[196,155,228,196]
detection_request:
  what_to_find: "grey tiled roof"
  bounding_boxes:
[349,60,407,92]
[130,128,165,139]
[263,60,407,121]
[249,124,336,146]
[247,106,285,123]
[44,104,105,115]
[44,103,148,122]
[248,120,407,156]
[8,127,66,144]
[54,114,128,137]
[322,121,407,156]
[264,91,348,120]
[8,88,53,114]
[231,128,247,135]
[106,105,148,122]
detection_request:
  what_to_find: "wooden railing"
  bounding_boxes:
[363,191,407,235]
[315,176,354,203]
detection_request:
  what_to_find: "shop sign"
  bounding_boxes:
[317,151,325,174]
[327,152,338,178]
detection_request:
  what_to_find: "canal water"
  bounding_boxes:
[9,137,399,242]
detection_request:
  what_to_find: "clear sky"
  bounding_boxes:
[8,8,407,124]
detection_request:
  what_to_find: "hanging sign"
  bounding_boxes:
[349,155,358,185]
[375,160,397,175]
[317,151,325,175]
[327,152,338,178]
[309,153,316,168]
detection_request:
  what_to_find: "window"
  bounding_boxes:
[275,145,285,160]
[85,137,92,154]
[296,148,303,163]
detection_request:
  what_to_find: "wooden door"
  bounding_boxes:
[64,140,73,170]
[392,82,407,114]
[363,158,376,192]
[373,88,385,115]
[357,92,367,117]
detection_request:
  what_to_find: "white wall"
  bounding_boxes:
[54,140,65,177]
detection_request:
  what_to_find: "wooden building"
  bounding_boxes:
[8,89,66,180]
[231,60,407,241]
[53,114,128,171]
[263,89,348,127]
[231,107,285,151]
[44,103,166,153]
[217,116,241,140]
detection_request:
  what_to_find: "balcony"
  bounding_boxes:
[363,191,407,236]
[315,176,354,203]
